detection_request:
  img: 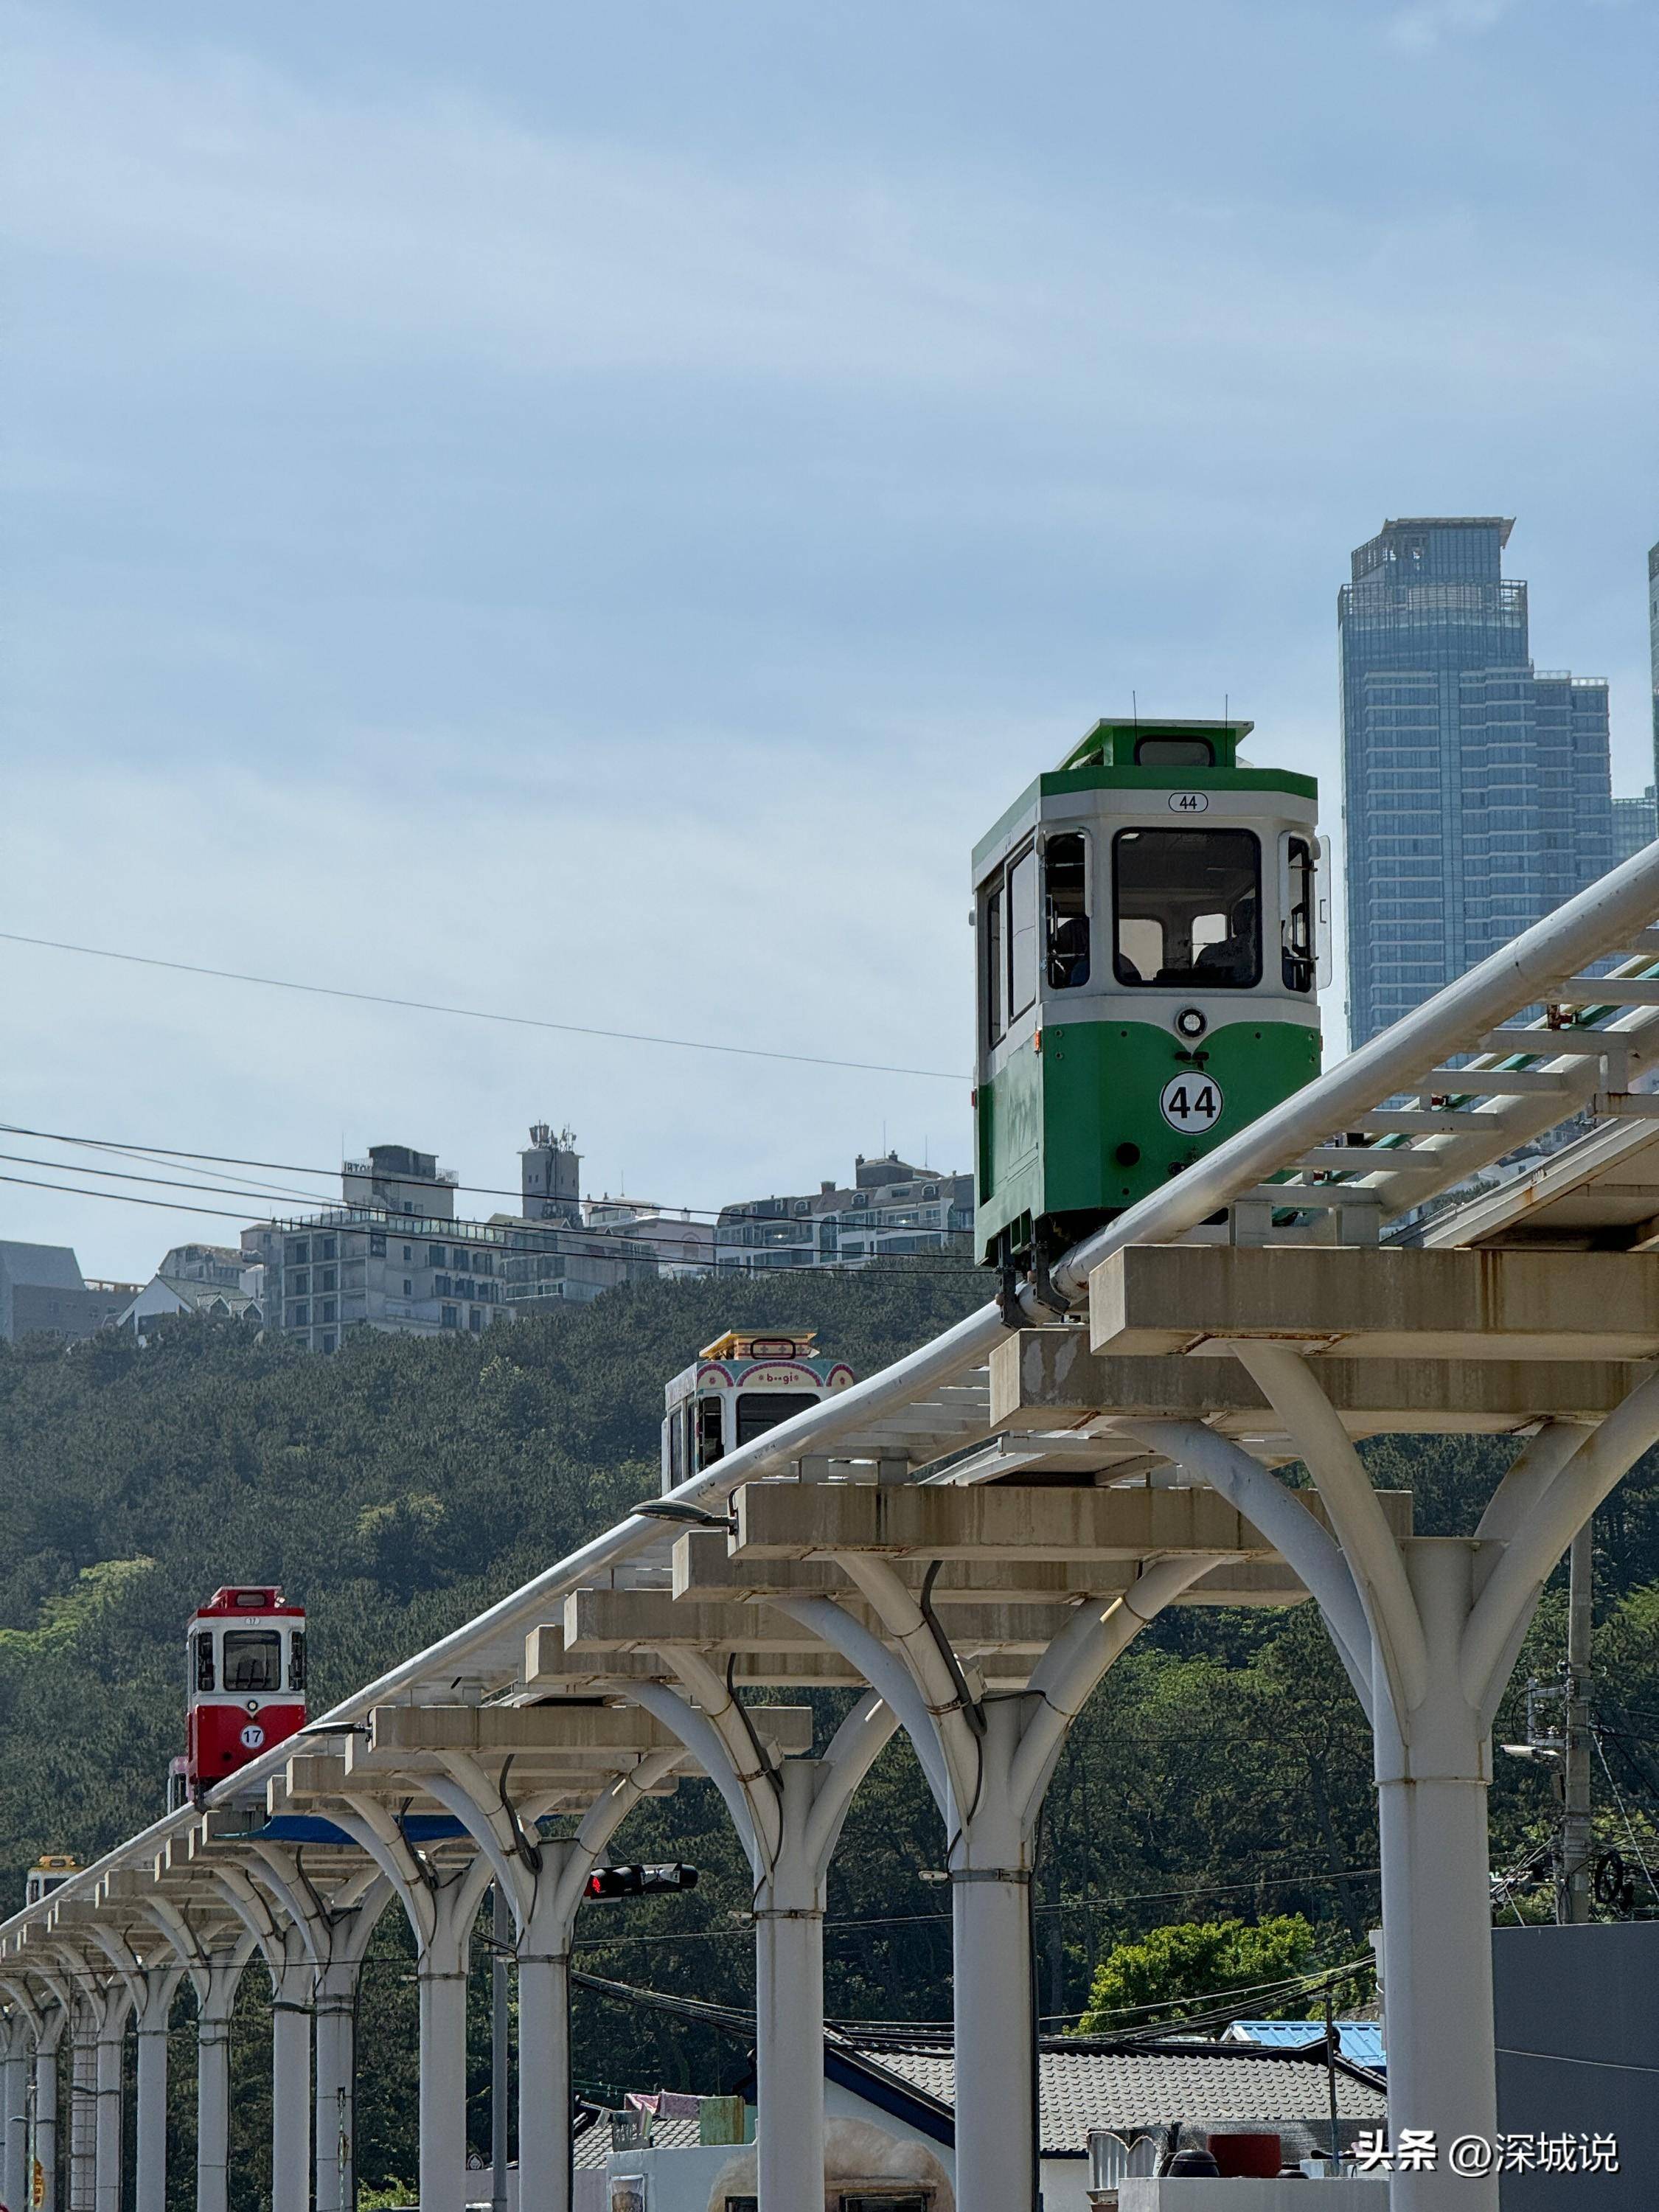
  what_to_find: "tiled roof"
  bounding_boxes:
[838,2037,1387,2157]
[571,2113,704,2168]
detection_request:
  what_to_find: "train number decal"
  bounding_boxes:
[1167,791,1209,813]
[1159,1073,1224,1133]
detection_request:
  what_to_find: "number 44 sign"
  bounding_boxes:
[1160,1072,1223,1133]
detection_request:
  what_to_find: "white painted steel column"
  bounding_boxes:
[418,1744,695,2212]
[132,1980,173,2212]
[627,1673,898,2212]
[313,1966,356,2212]
[1,2022,29,2212]
[785,1553,1220,2212]
[753,1761,832,2212]
[270,1952,312,2212]
[67,2017,94,2212]
[417,1944,470,2212]
[322,1809,490,2212]
[91,2011,127,2212]
[33,2033,60,2212]
[512,1910,569,2212]
[949,1698,1037,2212]
[1368,1540,1498,2212]
[193,1962,243,2212]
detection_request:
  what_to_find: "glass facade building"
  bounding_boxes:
[1340,518,1614,1046]
[1649,539,1658,789]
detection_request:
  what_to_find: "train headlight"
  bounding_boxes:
[1175,1006,1208,1040]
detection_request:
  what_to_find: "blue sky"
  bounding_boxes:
[2,0,1655,1278]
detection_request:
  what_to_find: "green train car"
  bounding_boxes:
[973,716,1326,1273]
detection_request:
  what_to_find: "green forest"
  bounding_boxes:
[4,1267,1659,2205]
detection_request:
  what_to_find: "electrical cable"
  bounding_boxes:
[0,1166,979,1282]
[570,1860,1384,1953]
[0,1116,972,1228]
[0,932,966,1083]
[1591,1726,1659,1902]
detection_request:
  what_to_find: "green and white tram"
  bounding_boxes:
[973,716,1327,1273]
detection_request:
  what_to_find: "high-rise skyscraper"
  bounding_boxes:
[1649,538,1658,789]
[1340,517,1613,1046]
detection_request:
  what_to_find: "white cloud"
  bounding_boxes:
[1385,0,1520,52]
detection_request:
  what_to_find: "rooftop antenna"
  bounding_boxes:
[1132,690,1138,726]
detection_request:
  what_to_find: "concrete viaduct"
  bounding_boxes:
[12,845,1659,2212]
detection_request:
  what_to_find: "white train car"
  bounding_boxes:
[661,1329,855,1492]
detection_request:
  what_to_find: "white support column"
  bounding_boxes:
[92,1999,131,2212]
[33,2028,61,2212]
[417,1896,473,2212]
[131,1975,176,2212]
[424,1747,687,2212]
[783,1548,1220,2212]
[1372,1540,1498,2208]
[194,1953,248,2212]
[948,1697,1037,2212]
[1159,1349,1659,2212]
[67,2012,94,2212]
[325,1804,491,2212]
[625,1673,898,2212]
[312,1964,354,2212]
[269,1935,312,2212]
[1,2017,30,2212]
[307,1889,389,2212]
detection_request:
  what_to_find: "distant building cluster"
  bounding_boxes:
[0,1130,972,1352]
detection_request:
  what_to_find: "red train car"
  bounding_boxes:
[181,1585,307,1800]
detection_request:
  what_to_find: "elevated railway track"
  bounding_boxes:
[12,844,1659,2211]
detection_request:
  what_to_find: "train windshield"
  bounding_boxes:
[1113,828,1262,989]
[222,1630,282,1693]
[736,1391,815,1447]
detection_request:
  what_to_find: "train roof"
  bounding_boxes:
[189,1585,305,1621]
[973,717,1317,874]
[698,1329,819,1360]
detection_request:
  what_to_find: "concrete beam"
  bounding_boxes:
[671,1531,1305,1609]
[1090,1243,1659,1362]
[521,1625,868,1691]
[728,1479,1408,1561]
[993,1326,1652,1431]
[366,1701,691,1759]
[521,1624,1034,1693]
[563,1588,1087,1656]
[673,1528,1145,1604]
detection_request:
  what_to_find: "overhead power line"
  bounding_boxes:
[0,1167,975,1279]
[0,932,966,1083]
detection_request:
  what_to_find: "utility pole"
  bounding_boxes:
[1559,1518,1594,1925]
[490,1886,509,2212]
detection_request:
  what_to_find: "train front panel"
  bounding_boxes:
[973,718,1324,1262]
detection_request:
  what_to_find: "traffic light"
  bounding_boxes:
[584,1863,699,1901]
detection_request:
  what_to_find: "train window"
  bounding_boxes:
[288,1632,307,1691]
[1007,844,1039,1020]
[1045,832,1090,989]
[222,1632,282,1693]
[192,1633,215,1693]
[1135,735,1213,767]
[984,880,1004,1045]
[1281,834,1316,992]
[1113,828,1261,989]
[695,1395,725,1470]
[668,1405,686,1486]
[737,1391,815,1447]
